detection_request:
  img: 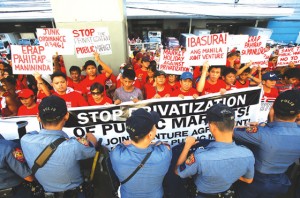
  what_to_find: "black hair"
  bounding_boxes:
[97,65,103,73]
[1,76,16,86]
[227,51,239,58]
[51,71,67,81]
[222,67,237,77]
[284,68,300,80]
[90,82,104,93]
[239,64,251,73]
[69,65,81,74]
[122,69,136,80]
[208,66,222,73]
[147,64,157,72]
[210,119,235,132]
[149,60,157,67]
[83,60,96,70]
[133,50,139,58]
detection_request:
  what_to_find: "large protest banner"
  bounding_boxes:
[240,36,267,63]
[73,28,112,58]
[11,45,53,74]
[277,46,300,67]
[36,28,74,55]
[159,49,190,75]
[0,87,262,150]
[185,33,228,66]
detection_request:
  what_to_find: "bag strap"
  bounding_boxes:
[120,151,153,185]
[31,138,66,175]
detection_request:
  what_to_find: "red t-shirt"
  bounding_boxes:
[53,91,88,108]
[80,74,107,96]
[171,88,199,97]
[145,85,172,99]
[202,79,226,95]
[88,96,112,106]
[135,69,148,87]
[262,87,279,101]
[17,104,39,116]
[133,62,141,71]
[168,82,181,92]
[235,79,250,89]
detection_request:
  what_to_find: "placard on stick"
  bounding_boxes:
[11,45,53,75]
[36,28,74,55]
[240,36,267,63]
[159,49,190,75]
[73,27,112,58]
[277,46,300,67]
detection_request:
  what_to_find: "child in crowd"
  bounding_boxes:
[167,74,180,92]
[113,69,143,105]
[276,68,300,93]
[226,51,239,68]
[133,52,143,71]
[17,89,38,116]
[88,82,112,106]
[171,71,199,99]
[235,62,261,88]
[261,72,279,101]
[144,63,157,96]
[222,67,237,91]
[135,56,151,88]
[196,62,226,95]
[67,65,85,94]
[145,70,172,99]
[116,64,142,89]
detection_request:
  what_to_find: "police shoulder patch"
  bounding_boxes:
[246,126,258,133]
[185,153,196,166]
[76,137,89,146]
[13,148,25,163]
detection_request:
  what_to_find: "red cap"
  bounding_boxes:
[234,59,240,64]
[18,89,34,98]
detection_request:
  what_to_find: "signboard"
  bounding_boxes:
[240,36,267,63]
[11,45,53,75]
[159,49,190,75]
[277,46,300,67]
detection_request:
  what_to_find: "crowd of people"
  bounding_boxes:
[0,45,300,198]
[0,46,299,118]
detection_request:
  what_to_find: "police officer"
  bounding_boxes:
[20,95,97,198]
[234,90,300,198]
[110,108,172,198]
[175,103,255,198]
[0,134,33,198]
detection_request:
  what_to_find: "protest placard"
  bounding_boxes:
[185,33,228,66]
[159,49,190,75]
[252,49,274,68]
[227,35,249,52]
[277,46,300,67]
[240,36,267,63]
[11,45,53,74]
[36,28,74,55]
[1,87,262,150]
[73,27,112,58]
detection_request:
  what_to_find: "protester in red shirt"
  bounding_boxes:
[133,52,143,71]
[222,67,237,91]
[88,83,112,106]
[135,56,150,89]
[167,74,180,92]
[261,72,279,101]
[17,89,38,116]
[51,71,88,108]
[67,65,85,94]
[80,52,113,98]
[145,70,172,99]
[226,51,239,68]
[235,62,261,88]
[33,72,52,104]
[171,72,199,99]
[197,62,226,95]
[144,63,157,97]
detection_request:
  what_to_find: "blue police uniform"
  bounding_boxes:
[110,141,172,198]
[177,141,255,196]
[20,129,96,193]
[234,121,300,198]
[0,134,32,197]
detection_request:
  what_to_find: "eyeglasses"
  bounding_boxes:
[91,92,102,96]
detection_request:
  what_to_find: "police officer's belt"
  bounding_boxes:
[195,189,235,198]
[31,138,66,175]
[44,185,82,198]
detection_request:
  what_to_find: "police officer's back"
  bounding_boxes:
[110,108,172,198]
[234,90,300,198]
[20,95,97,198]
[0,134,33,198]
[175,104,255,198]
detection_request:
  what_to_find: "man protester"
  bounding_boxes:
[110,108,172,198]
[0,134,34,198]
[175,103,255,198]
[234,89,300,198]
[21,95,97,198]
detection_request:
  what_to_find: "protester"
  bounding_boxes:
[261,71,279,101]
[172,71,199,99]
[135,56,150,88]
[175,103,254,197]
[234,90,300,198]
[17,88,38,116]
[33,71,52,104]
[67,65,85,94]
[88,82,112,106]
[222,67,237,90]
[235,63,261,88]
[167,74,180,92]
[110,108,172,198]
[145,70,172,99]
[226,51,239,68]
[51,71,88,107]
[196,62,226,95]
[21,95,97,197]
